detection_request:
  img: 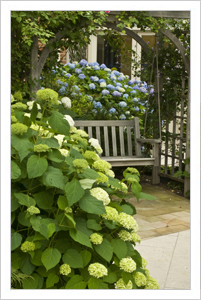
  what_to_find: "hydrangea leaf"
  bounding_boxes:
[35,137,60,149]
[54,238,72,253]
[88,277,109,289]
[14,192,36,207]
[19,254,36,275]
[103,271,117,284]
[33,191,54,210]
[46,272,59,288]
[27,155,48,179]
[94,238,113,262]
[30,101,38,123]
[11,134,33,162]
[64,179,85,206]
[111,239,128,260]
[11,160,21,179]
[80,250,92,267]
[120,204,134,215]
[22,273,39,289]
[48,111,70,136]
[80,168,100,179]
[40,166,65,190]
[108,176,122,189]
[47,149,64,162]
[18,211,31,227]
[70,229,92,249]
[41,248,61,271]
[57,195,68,210]
[79,191,106,215]
[131,182,142,201]
[86,219,102,231]
[65,214,76,228]
[47,223,56,238]
[79,179,96,190]
[30,250,43,267]
[11,252,20,270]
[62,249,83,268]
[65,275,87,289]
[125,173,140,182]
[11,231,22,251]
[30,216,49,239]
[74,217,93,237]
[121,271,132,285]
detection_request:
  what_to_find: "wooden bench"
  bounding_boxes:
[74,118,161,184]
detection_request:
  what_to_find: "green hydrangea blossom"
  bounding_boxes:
[88,263,108,278]
[90,233,103,245]
[59,149,69,157]
[13,91,23,101]
[21,241,35,253]
[92,160,112,173]
[105,169,115,177]
[124,167,140,176]
[118,230,132,241]
[115,278,133,289]
[90,187,110,206]
[127,177,138,184]
[11,123,28,135]
[71,134,87,144]
[117,212,139,231]
[96,172,109,184]
[133,272,147,287]
[130,232,141,243]
[34,144,50,152]
[11,102,27,111]
[11,115,17,123]
[76,129,89,138]
[11,94,15,103]
[36,88,59,105]
[144,276,160,289]
[143,268,150,277]
[59,264,71,276]
[119,257,137,273]
[83,150,100,163]
[69,126,77,134]
[101,206,118,221]
[27,206,40,215]
[72,159,89,173]
[142,258,148,268]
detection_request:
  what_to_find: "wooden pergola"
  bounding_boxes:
[105,11,190,196]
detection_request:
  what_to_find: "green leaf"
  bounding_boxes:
[30,101,38,123]
[88,277,109,289]
[11,231,22,251]
[94,238,113,262]
[87,219,102,231]
[69,229,92,249]
[108,176,122,189]
[18,211,30,227]
[30,250,43,266]
[80,250,92,267]
[33,191,54,210]
[65,214,76,228]
[126,241,136,257]
[64,179,85,206]
[11,134,33,162]
[11,253,20,270]
[27,155,48,179]
[30,216,49,239]
[47,149,64,162]
[121,204,133,215]
[48,111,70,136]
[121,271,132,284]
[103,271,117,283]
[54,238,72,253]
[22,273,39,289]
[41,248,61,271]
[131,182,142,201]
[125,173,140,182]
[111,239,127,260]
[11,194,20,212]
[14,193,36,207]
[36,137,59,149]
[47,223,56,238]
[65,275,87,289]
[139,192,157,200]
[57,195,68,210]
[41,166,65,190]
[75,217,93,237]
[19,254,36,275]
[79,191,106,215]
[81,168,100,179]
[11,160,21,179]
[46,272,59,288]
[62,249,83,268]
[79,179,96,190]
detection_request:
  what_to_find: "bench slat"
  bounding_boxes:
[127,126,132,156]
[134,117,141,156]
[88,126,92,138]
[74,120,135,127]
[119,126,125,156]
[104,126,110,156]
[111,126,117,156]
[96,127,101,146]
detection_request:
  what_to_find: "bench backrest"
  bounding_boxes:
[74,117,142,157]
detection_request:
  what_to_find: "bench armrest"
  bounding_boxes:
[136,138,161,144]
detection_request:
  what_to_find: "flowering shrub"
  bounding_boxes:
[11,89,159,289]
[40,60,154,121]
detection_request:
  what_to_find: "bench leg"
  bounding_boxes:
[152,143,160,184]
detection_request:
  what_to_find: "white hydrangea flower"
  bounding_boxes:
[117,212,139,232]
[119,257,137,273]
[64,114,74,127]
[24,113,31,118]
[27,101,41,110]
[90,233,103,245]
[101,206,118,221]
[105,169,115,177]
[90,187,110,206]
[133,272,147,287]
[76,129,89,138]
[59,148,69,157]
[130,232,141,243]
[54,134,65,147]
[115,278,133,289]
[118,230,132,241]
[59,264,71,276]
[61,97,71,108]
[89,138,103,154]
[88,263,108,278]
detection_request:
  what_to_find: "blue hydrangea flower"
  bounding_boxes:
[112,70,120,76]
[78,74,85,79]
[64,83,68,87]
[141,146,145,152]
[130,90,137,95]
[65,73,72,78]
[116,83,122,87]
[79,59,88,67]
[110,75,117,81]
[58,86,66,95]
[134,80,141,84]
[123,94,129,99]
[40,87,45,90]
[99,79,106,84]
[104,68,111,72]
[125,111,130,115]
[93,65,100,70]
[100,63,107,69]
[89,83,96,90]
[124,85,128,89]
[107,84,115,90]
[117,76,124,81]
[135,107,139,111]
[88,62,95,67]
[86,95,93,101]
[90,76,99,82]
[133,85,140,90]
[112,91,121,97]
[75,68,82,74]
[116,87,125,93]
[119,114,126,120]
[109,108,116,113]
[101,89,109,96]
[119,101,127,108]
[57,79,63,85]
[133,97,138,102]
[68,63,76,69]
[128,80,134,85]
[149,88,154,94]
[72,85,79,92]
[125,75,130,79]
[93,101,102,109]
[71,92,77,97]
[52,70,56,74]
[139,87,147,93]
[100,82,106,88]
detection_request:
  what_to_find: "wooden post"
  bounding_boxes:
[152,143,160,184]
[184,77,190,197]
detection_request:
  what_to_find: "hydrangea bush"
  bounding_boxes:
[40,60,154,121]
[11,89,159,289]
